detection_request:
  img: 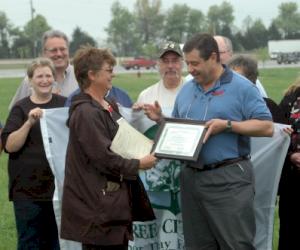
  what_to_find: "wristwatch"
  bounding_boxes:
[225,120,232,132]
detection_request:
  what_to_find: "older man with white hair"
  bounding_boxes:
[135,41,185,109]
[214,35,268,98]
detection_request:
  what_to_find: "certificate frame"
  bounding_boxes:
[152,118,207,162]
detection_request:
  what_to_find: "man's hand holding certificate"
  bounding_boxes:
[153,118,207,162]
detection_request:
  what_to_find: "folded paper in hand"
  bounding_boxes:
[110,118,154,159]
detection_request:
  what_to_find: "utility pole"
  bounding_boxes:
[30,0,36,57]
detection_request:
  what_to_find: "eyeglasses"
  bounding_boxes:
[160,58,181,65]
[44,47,68,53]
[219,50,230,54]
[101,68,114,74]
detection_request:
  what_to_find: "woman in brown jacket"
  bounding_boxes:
[60,46,156,250]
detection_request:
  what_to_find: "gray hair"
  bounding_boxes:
[27,57,56,79]
[227,55,258,84]
[42,30,69,51]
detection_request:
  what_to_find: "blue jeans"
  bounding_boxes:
[13,200,60,250]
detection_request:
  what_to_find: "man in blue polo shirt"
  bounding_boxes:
[144,33,273,250]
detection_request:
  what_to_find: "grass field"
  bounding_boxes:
[0,67,300,249]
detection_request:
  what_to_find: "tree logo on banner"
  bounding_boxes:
[143,125,182,215]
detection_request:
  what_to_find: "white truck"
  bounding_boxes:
[268,39,300,64]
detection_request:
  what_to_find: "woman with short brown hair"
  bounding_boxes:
[60,46,156,250]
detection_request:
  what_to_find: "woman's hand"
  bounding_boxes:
[27,108,43,126]
[5,108,44,153]
[132,102,144,111]
[282,126,293,135]
[290,152,300,169]
[139,153,157,170]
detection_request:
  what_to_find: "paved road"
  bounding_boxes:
[0,65,158,78]
[0,68,27,78]
[0,60,299,78]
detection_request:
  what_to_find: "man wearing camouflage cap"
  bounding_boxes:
[134,41,185,109]
[132,41,186,249]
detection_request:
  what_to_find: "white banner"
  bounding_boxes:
[40,107,290,250]
[40,108,81,250]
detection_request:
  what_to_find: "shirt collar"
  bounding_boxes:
[219,64,233,85]
[192,64,233,93]
[65,64,72,77]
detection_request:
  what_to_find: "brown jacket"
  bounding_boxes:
[61,93,154,245]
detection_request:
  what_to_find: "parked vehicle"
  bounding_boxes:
[276,52,300,64]
[121,57,156,70]
[268,39,300,62]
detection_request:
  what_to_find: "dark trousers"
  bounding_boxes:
[181,160,256,250]
[13,200,60,250]
[278,169,300,250]
[82,244,127,250]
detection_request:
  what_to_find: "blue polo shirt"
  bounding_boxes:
[172,66,272,166]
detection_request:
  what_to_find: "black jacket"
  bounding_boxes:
[61,92,154,245]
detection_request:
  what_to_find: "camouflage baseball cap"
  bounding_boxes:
[159,41,183,58]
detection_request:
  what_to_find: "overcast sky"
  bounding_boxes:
[1,0,299,42]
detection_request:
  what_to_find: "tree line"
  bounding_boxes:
[0,14,97,58]
[0,0,300,59]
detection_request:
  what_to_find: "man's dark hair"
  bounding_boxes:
[183,33,220,62]
[227,55,258,84]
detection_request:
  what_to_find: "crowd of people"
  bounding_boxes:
[0,29,299,250]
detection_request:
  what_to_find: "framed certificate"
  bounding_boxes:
[153,118,207,162]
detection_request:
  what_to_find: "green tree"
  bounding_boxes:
[207,1,234,36]
[268,21,282,40]
[0,11,11,58]
[186,9,207,37]
[141,42,157,58]
[144,125,181,215]
[23,14,51,57]
[134,0,164,43]
[255,47,269,67]
[245,19,268,50]
[69,27,96,56]
[163,4,190,42]
[163,4,206,42]
[11,34,32,58]
[237,17,268,51]
[106,1,142,56]
[273,2,300,38]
